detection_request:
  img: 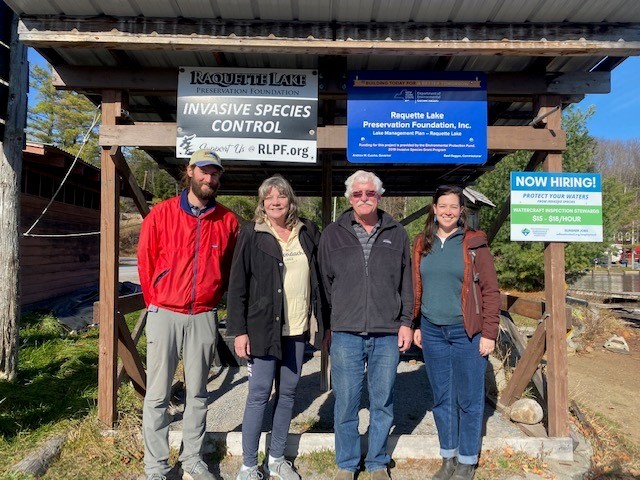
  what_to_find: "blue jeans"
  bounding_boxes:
[421,320,487,465]
[331,332,399,472]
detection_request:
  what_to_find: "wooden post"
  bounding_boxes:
[0,12,28,381]
[320,154,332,391]
[538,95,570,437]
[97,90,122,426]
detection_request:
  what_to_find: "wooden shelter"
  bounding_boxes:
[19,143,151,306]
[5,0,640,440]
[20,143,101,305]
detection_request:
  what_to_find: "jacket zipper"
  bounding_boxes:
[470,249,480,315]
[190,215,202,314]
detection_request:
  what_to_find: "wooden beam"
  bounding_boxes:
[499,314,545,400]
[100,124,566,152]
[400,205,429,226]
[52,66,610,96]
[97,89,121,427]
[500,318,547,407]
[500,293,572,329]
[116,312,146,397]
[109,146,150,218]
[117,292,146,316]
[116,309,147,388]
[19,19,640,56]
[539,95,570,438]
[320,154,332,392]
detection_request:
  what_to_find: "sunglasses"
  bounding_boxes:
[351,190,378,199]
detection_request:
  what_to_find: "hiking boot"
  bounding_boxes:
[265,457,301,480]
[333,470,355,480]
[236,465,264,480]
[370,468,391,479]
[450,463,475,480]
[432,457,458,480]
[183,460,215,480]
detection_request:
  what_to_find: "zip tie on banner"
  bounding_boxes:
[23,106,102,238]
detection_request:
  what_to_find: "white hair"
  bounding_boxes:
[344,170,385,198]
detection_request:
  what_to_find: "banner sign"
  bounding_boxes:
[177,67,318,163]
[347,71,487,164]
[510,172,603,242]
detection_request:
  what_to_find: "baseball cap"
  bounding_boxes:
[188,149,224,172]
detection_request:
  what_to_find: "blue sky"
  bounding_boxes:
[29,48,639,141]
[578,56,640,141]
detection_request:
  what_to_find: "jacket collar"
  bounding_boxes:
[179,189,217,217]
[337,208,394,231]
[254,218,304,235]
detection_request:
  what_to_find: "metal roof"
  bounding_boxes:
[6,0,640,22]
[5,0,640,196]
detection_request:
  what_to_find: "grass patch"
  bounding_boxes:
[572,403,640,479]
[290,416,319,433]
[297,449,335,474]
[477,448,551,479]
[0,311,147,476]
[43,385,146,479]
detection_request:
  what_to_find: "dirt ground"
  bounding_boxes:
[568,327,640,446]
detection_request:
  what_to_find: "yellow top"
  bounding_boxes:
[266,220,310,336]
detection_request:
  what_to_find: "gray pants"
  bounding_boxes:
[143,306,217,476]
[242,337,305,467]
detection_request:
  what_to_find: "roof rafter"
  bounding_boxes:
[18,18,640,56]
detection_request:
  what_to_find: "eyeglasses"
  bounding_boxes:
[351,190,378,199]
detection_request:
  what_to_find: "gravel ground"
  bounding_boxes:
[170,353,523,438]
[160,355,589,480]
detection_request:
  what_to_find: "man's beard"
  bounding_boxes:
[190,177,217,202]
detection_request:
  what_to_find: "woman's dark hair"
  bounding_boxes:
[420,185,469,255]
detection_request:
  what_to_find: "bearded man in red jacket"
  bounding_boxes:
[138,150,239,480]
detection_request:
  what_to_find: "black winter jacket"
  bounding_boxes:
[318,209,413,334]
[226,218,327,359]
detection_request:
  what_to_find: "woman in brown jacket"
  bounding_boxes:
[412,185,500,480]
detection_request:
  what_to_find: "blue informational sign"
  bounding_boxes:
[347,71,487,164]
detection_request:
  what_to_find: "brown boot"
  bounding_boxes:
[333,470,355,480]
[450,463,475,480]
[432,457,458,480]
[370,468,391,479]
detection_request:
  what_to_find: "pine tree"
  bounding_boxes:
[27,64,100,164]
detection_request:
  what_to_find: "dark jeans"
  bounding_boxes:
[331,332,399,473]
[421,319,487,465]
[241,337,305,467]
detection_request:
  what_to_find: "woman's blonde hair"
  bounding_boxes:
[254,175,300,228]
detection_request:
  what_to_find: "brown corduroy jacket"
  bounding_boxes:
[412,229,501,340]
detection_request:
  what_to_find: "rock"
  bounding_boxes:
[509,398,544,425]
[603,334,630,354]
[566,328,582,352]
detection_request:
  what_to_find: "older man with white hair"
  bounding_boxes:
[319,170,413,480]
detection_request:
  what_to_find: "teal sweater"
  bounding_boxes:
[420,228,464,325]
